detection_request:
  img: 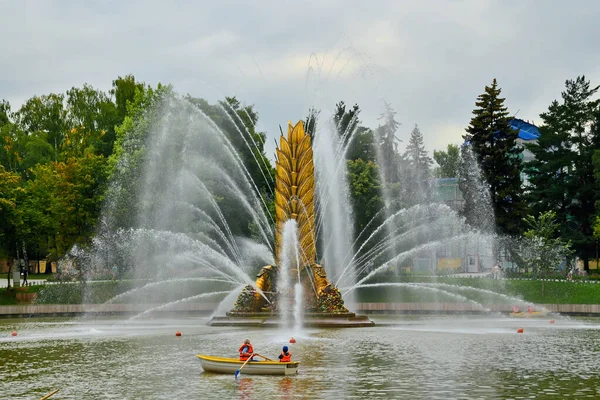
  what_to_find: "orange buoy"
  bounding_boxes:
[289,337,296,344]
[11,330,17,336]
[549,319,555,324]
[517,328,524,334]
[175,331,182,337]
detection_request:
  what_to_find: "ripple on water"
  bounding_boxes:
[1,315,599,399]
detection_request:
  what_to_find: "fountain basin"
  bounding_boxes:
[208,312,374,327]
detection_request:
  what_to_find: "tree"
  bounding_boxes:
[526,76,600,270]
[519,211,572,278]
[110,75,147,124]
[15,93,69,162]
[434,144,460,178]
[346,127,377,163]
[462,79,524,236]
[458,143,495,233]
[402,124,433,205]
[347,159,383,233]
[305,107,320,137]
[105,83,167,230]
[0,100,10,127]
[187,95,274,198]
[0,101,26,173]
[375,101,402,184]
[0,165,25,287]
[333,101,360,145]
[66,84,119,157]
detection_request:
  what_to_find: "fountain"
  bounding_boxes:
[209,121,373,327]
[62,93,502,325]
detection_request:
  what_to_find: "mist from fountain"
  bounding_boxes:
[313,120,356,295]
[63,87,511,322]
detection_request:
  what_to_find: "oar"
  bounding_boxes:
[254,353,273,361]
[235,354,254,378]
[40,389,60,400]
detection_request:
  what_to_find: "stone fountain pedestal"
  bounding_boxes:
[208,312,374,328]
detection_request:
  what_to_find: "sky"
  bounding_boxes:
[1,0,600,158]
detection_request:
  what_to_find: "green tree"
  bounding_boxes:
[333,101,360,144]
[105,83,167,230]
[0,165,25,287]
[346,127,377,162]
[0,100,10,127]
[458,143,494,232]
[462,78,524,236]
[347,159,383,233]
[0,101,26,173]
[110,75,147,124]
[187,95,274,198]
[375,101,402,184]
[403,124,433,205]
[66,83,119,157]
[15,93,69,162]
[520,211,572,278]
[526,76,600,270]
[434,144,460,178]
[305,107,320,137]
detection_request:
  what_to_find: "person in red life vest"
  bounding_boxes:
[239,339,255,361]
[278,345,292,362]
[528,306,533,313]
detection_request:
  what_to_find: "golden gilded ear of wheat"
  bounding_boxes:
[274,120,316,266]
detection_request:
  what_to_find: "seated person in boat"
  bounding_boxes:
[239,339,256,361]
[278,346,292,362]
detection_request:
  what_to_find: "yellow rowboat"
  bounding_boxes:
[197,355,300,376]
[510,310,549,318]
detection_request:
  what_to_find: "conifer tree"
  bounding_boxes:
[403,124,433,205]
[375,101,402,184]
[526,76,600,270]
[462,79,524,235]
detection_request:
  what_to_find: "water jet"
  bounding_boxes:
[209,121,373,327]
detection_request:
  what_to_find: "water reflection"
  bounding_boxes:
[279,377,293,400]
[236,377,254,400]
[1,315,599,399]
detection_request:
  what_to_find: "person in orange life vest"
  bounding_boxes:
[278,345,292,362]
[239,339,256,361]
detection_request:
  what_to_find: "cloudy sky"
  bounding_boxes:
[1,0,599,158]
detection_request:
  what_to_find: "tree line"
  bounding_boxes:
[1,73,599,287]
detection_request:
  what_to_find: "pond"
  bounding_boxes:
[1,314,599,399]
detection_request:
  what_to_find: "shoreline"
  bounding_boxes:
[2,302,600,318]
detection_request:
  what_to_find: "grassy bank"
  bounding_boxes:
[1,273,50,281]
[2,277,600,306]
[0,279,232,305]
[356,276,600,305]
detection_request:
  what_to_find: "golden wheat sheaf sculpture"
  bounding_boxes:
[274,121,317,266]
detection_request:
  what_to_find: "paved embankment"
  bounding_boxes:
[2,302,600,317]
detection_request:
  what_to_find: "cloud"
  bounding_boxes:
[1,0,600,159]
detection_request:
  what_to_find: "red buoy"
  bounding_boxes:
[517,328,524,334]
[549,319,556,324]
[175,331,182,337]
[11,330,17,336]
[289,337,296,344]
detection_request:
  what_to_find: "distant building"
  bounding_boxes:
[425,118,540,273]
[510,118,540,185]
[434,118,540,210]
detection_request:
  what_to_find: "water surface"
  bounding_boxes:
[1,315,599,399]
